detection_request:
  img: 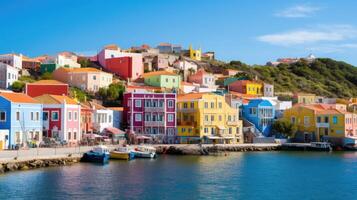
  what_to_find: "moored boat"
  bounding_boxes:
[133,145,157,159]
[110,147,135,160]
[81,145,110,164]
[308,142,332,151]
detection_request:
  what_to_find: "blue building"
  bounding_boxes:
[242,99,275,136]
[0,92,43,149]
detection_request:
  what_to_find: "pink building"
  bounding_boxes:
[96,45,143,80]
[35,95,81,145]
[188,68,216,88]
[123,92,177,144]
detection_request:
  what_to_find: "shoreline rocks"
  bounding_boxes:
[155,144,281,155]
[0,157,81,174]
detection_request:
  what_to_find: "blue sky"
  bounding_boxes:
[1,0,357,65]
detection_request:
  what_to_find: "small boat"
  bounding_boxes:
[81,145,110,164]
[110,146,135,160]
[308,142,332,151]
[133,145,157,159]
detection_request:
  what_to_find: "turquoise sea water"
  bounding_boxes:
[1,152,357,200]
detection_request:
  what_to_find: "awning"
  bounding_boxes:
[136,135,152,140]
[104,127,125,135]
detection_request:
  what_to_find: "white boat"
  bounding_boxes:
[133,145,157,159]
[308,142,332,151]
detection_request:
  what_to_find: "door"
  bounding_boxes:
[0,140,3,150]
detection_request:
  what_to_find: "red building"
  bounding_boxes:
[80,103,94,134]
[105,57,133,80]
[25,80,69,97]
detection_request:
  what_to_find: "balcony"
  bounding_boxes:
[145,107,165,112]
[144,121,165,126]
[178,121,197,127]
[227,121,239,126]
[179,108,195,113]
[316,122,329,128]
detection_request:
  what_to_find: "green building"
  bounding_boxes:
[143,71,181,89]
[40,63,61,74]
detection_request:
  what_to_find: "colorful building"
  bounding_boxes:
[283,104,357,144]
[294,93,316,104]
[83,101,114,133]
[52,67,113,93]
[188,68,216,89]
[0,92,43,149]
[177,93,243,144]
[40,52,81,73]
[123,92,177,144]
[189,45,201,61]
[263,83,274,97]
[35,95,81,145]
[80,103,94,135]
[108,107,123,129]
[25,80,69,97]
[0,54,22,69]
[0,63,19,89]
[228,80,263,95]
[143,71,181,89]
[242,99,275,136]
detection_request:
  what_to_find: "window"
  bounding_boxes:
[183,103,188,108]
[168,114,174,122]
[43,112,49,121]
[249,108,257,115]
[291,117,296,124]
[333,116,338,124]
[74,111,78,121]
[0,111,6,121]
[218,102,222,108]
[168,100,174,108]
[74,131,77,140]
[304,116,310,126]
[135,100,141,108]
[173,79,175,83]
[135,114,142,122]
[236,127,240,134]
[68,131,72,140]
[211,115,214,121]
[204,102,208,108]
[31,112,34,120]
[324,117,329,123]
[317,116,321,123]
[205,115,208,121]
[52,111,59,121]
[181,128,186,132]
[36,112,39,121]
[219,115,222,121]
[16,111,20,121]
[68,111,72,121]
[211,102,214,108]
[229,128,232,134]
[190,102,194,108]
[204,128,208,133]
[109,115,112,123]
[93,75,96,80]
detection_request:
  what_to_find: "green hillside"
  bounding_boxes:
[221,58,357,98]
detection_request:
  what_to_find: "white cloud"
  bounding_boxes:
[275,4,320,18]
[307,43,357,53]
[257,25,357,46]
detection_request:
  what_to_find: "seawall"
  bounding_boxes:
[0,156,81,174]
[155,144,281,155]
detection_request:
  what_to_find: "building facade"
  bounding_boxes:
[25,80,69,97]
[123,92,177,144]
[189,45,201,61]
[52,67,113,93]
[0,54,22,69]
[0,93,43,149]
[35,95,81,145]
[177,93,243,144]
[242,99,275,137]
[143,71,181,89]
[0,63,19,89]
[228,80,263,95]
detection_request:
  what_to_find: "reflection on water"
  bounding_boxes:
[1,152,357,200]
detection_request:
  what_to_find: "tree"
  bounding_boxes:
[40,72,52,80]
[70,87,91,102]
[272,119,297,138]
[97,82,125,106]
[11,81,25,92]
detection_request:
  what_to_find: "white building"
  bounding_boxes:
[263,84,274,97]
[90,102,114,133]
[44,52,81,68]
[0,54,22,69]
[0,63,19,89]
[261,96,292,118]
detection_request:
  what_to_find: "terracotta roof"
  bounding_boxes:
[60,67,103,73]
[229,91,258,99]
[142,71,178,78]
[108,107,123,111]
[28,80,67,85]
[298,104,345,115]
[82,101,106,110]
[230,80,262,86]
[35,94,78,105]
[178,93,212,101]
[0,92,39,104]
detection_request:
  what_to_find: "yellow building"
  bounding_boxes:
[294,93,316,104]
[283,104,348,143]
[228,80,263,95]
[177,93,243,144]
[189,45,201,61]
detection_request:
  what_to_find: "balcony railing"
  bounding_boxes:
[144,121,165,126]
[145,107,165,112]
